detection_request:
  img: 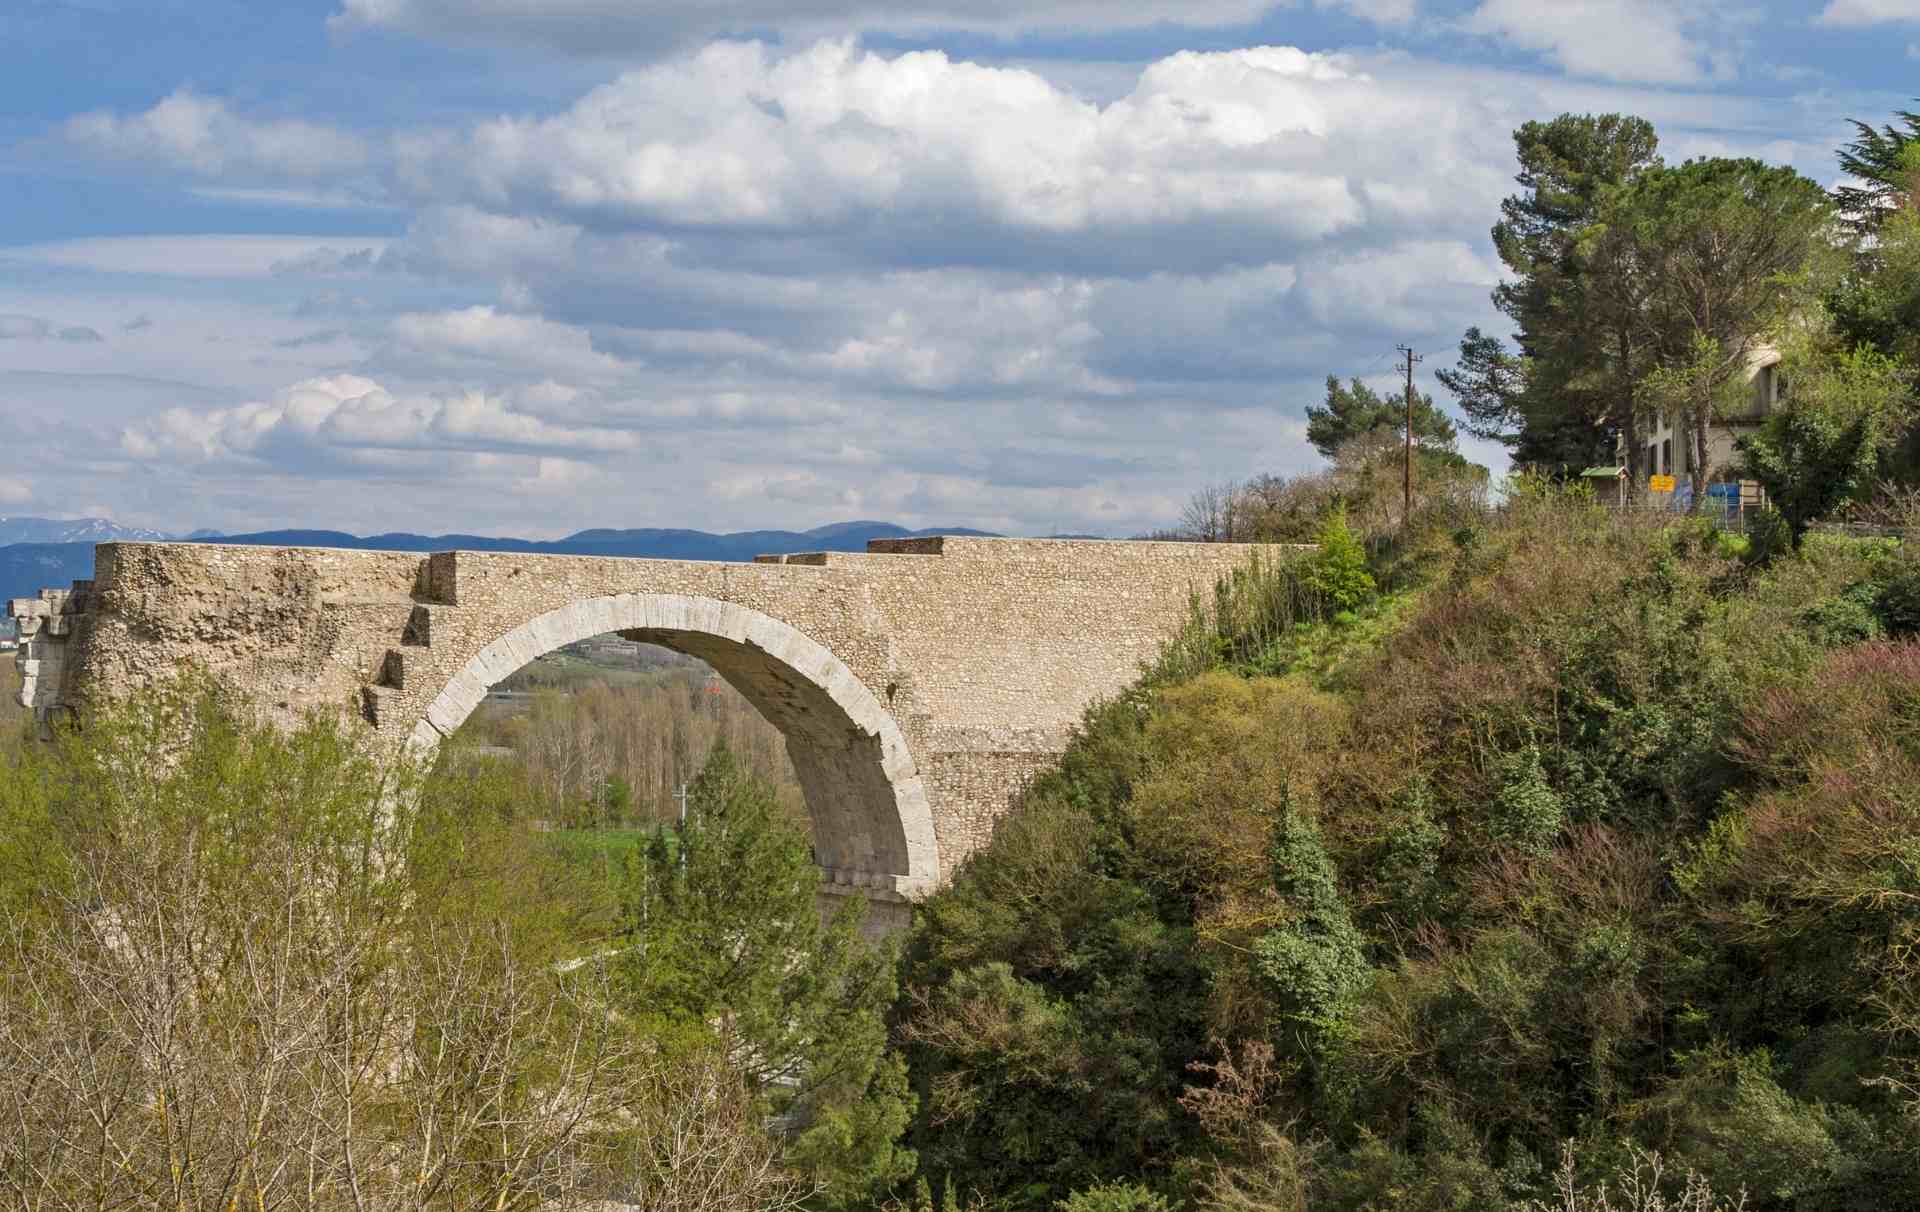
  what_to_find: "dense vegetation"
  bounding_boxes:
[0,689,903,1211]
[0,661,23,772]
[895,490,1920,1211]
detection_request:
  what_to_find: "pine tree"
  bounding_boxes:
[1835,109,1920,238]
[1445,113,1663,476]
[1304,375,1456,461]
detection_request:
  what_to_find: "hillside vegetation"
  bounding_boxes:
[0,661,20,761]
[895,490,1920,1211]
[4,496,1918,1212]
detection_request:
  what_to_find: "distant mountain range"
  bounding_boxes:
[0,516,171,546]
[0,520,1001,608]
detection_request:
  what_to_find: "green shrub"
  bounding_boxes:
[1744,508,1794,568]
[614,742,912,1204]
[900,730,1216,1206]
[1799,582,1885,647]
[1490,746,1566,855]
[1370,784,1449,926]
[1307,505,1377,614]
[1631,1046,1846,1206]
[1055,1182,1172,1212]
[1162,551,1327,681]
[1255,809,1371,1042]
[1874,561,1920,635]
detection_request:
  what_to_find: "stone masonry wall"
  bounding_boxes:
[12,536,1278,895]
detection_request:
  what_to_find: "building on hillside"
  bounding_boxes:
[1580,464,1630,507]
[1624,343,1780,515]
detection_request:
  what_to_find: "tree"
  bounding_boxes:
[1254,808,1368,1044]
[1473,113,1664,478]
[615,740,915,1203]
[1829,145,1920,481]
[1178,480,1238,543]
[1303,504,1375,614]
[0,684,811,1212]
[1167,449,1487,546]
[1835,108,1920,239]
[1831,202,1920,367]
[1304,375,1456,461]
[1736,344,1910,546]
[1435,326,1527,445]
[1565,183,1668,491]
[1617,157,1834,505]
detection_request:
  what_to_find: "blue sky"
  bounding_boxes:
[3,0,1918,538]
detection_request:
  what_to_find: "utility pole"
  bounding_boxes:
[673,781,690,869]
[1397,345,1422,527]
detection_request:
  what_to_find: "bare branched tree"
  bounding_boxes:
[1178,480,1237,542]
[468,672,804,831]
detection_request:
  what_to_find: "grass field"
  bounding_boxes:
[544,827,666,888]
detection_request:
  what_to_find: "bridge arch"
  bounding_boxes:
[407,593,940,900]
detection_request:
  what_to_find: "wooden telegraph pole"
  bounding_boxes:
[1397,345,1422,526]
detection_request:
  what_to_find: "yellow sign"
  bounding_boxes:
[1649,474,1677,493]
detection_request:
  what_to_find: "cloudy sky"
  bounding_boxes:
[2,0,1917,538]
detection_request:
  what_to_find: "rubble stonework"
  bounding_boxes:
[10,536,1275,907]
[7,582,93,726]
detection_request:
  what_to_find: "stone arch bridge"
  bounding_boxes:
[11,536,1262,921]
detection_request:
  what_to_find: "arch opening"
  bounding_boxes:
[410,594,939,899]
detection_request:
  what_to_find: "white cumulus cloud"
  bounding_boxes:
[0,315,105,343]
[1461,0,1721,84]
[383,306,635,380]
[66,90,369,180]
[120,374,640,469]
[1330,0,1415,21]
[10,236,391,279]
[1819,0,1920,23]
[400,39,1505,270]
